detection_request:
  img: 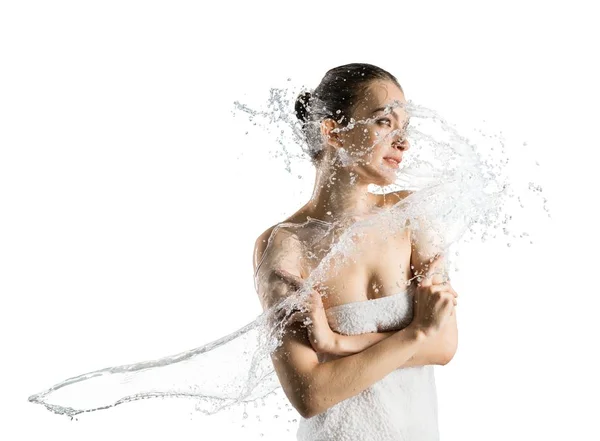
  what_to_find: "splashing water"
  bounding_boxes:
[27,83,549,433]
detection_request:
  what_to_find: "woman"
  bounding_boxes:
[252,63,459,440]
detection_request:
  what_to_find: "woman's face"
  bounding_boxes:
[334,80,410,186]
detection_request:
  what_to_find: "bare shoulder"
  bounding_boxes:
[253,223,303,273]
[252,222,306,310]
[253,225,278,274]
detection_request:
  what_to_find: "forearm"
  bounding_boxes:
[405,311,458,367]
[331,331,395,356]
[331,312,458,366]
[305,325,426,418]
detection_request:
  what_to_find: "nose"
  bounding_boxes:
[391,128,410,151]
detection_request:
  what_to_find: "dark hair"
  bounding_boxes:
[294,63,403,162]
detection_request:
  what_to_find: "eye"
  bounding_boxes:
[377,118,391,126]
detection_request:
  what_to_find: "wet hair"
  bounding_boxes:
[294,63,403,162]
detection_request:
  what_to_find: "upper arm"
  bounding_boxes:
[398,191,458,363]
[383,189,443,275]
[409,237,458,364]
[252,226,320,417]
[396,190,446,278]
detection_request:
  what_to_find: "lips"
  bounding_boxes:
[383,156,402,167]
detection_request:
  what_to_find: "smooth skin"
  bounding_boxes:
[253,80,459,419]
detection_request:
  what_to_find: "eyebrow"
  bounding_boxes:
[371,107,411,126]
[371,106,394,116]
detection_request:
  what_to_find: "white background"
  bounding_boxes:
[2,1,599,440]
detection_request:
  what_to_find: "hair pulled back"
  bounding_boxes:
[294,63,402,162]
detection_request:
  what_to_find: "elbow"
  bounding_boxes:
[299,387,326,419]
[297,405,317,420]
[277,365,324,419]
[294,395,313,419]
[440,341,458,365]
[294,394,320,419]
[300,402,328,419]
[440,351,454,366]
[295,384,328,419]
[285,382,320,419]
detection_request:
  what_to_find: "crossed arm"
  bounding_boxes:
[329,311,457,366]
[253,222,458,418]
[328,222,459,364]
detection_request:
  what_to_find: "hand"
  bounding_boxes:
[411,254,458,338]
[424,257,459,316]
[273,269,337,354]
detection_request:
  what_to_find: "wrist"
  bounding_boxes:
[327,331,341,355]
[407,324,430,342]
[313,330,340,355]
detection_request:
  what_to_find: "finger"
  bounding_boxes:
[273,306,287,320]
[429,290,457,307]
[441,291,456,302]
[288,300,310,314]
[440,282,458,297]
[270,306,306,327]
[429,284,458,297]
[418,275,432,288]
[430,272,446,286]
[277,309,309,325]
[307,289,325,307]
[443,293,458,306]
[273,269,305,289]
[444,293,458,306]
[288,311,311,325]
[274,268,303,283]
[268,308,286,326]
[446,285,457,297]
[428,285,454,295]
[433,289,458,306]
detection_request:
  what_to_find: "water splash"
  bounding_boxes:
[28,83,549,431]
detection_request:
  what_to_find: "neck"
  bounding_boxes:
[302,163,380,224]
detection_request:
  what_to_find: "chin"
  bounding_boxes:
[372,167,398,187]
[357,164,397,187]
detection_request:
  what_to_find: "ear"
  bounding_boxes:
[320,118,344,148]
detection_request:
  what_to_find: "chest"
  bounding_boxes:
[302,225,413,310]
